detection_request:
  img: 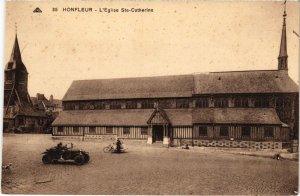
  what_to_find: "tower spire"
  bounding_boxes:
[9,26,22,63]
[278,2,288,70]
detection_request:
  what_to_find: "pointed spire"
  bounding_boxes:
[9,33,22,63]
[278,5,288,70]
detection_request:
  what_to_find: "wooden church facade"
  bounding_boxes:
[3,35,49,132]
[52,9,298,148]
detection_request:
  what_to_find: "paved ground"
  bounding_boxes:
[1,134,298,195]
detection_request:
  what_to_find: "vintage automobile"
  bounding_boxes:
[42,143,90,165]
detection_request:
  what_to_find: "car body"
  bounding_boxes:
[42,143,89,165]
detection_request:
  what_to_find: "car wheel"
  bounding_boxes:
[74,155,85,165]
[83,154,90,163]
[42,155,52,164]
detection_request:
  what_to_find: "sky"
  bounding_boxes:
[3,1,299,100]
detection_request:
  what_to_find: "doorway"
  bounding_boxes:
[152,125,164,142]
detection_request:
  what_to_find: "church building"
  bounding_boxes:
[3,34,49,132]
[52,9,298,149]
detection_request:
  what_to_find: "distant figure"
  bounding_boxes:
[116,138,122,153]
[182,144,189,150]
[56,142,63,150]
[273,153,280,160]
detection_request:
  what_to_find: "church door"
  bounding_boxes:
[153,125,164,142]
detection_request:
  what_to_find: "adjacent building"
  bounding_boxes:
[52,10,298,148]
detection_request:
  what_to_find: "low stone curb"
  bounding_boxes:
[173,146,298,161]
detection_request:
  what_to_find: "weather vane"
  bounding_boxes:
[282,0,287,16]
[15,22,17,34]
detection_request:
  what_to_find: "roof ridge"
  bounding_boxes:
[73,73,193,82]
[205,70,279,74]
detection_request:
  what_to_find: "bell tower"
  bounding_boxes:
[4,32,32,114]
[278,6,288,70]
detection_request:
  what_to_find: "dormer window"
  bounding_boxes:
[7,63,13,70]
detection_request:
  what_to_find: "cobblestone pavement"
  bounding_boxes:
[1,134,298,195]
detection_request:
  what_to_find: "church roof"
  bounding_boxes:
[63,75,194,101]
[5,34,27,72]
[192,108,282,125]
[52,108,281,126]
[52,109,154,126]
[52,109,193,126]
[193,70,298,94]
[63,70,298,101]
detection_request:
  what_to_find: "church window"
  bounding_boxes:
[255,97,270,107]
[195,98,208,108]
[159,99,175,109]
[110,102,121,109]
[126,101,137,109]
[89,104,95,110]
[73,127,79,133]
[79,102,90,110]
[7,62,13,69]
[141,100,154,109]
[215,98,228,108]
[95,102,105,110]
[106,127,113,134]
[199,126,207,136]
[220,126,228,137]
[57,126,63,132]
[141,127,148,135]
[264,127,274,137]
[89,126,96,134]
[241,126,251,137]
[123,127,130,134]
[176,99,189,108]
[234,97,249,107]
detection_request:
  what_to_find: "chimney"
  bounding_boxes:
[50,94,53,102]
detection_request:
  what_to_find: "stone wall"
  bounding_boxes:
[172,139,283,149]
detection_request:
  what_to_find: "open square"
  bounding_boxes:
[1,134,298,195]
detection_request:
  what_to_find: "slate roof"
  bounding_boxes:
[192,108,282,125]
[52,108,281,126]
[18,105,47,117]
[164,109,193,126]
[62,70,298,101]
[3,104,47,119]
[63,75,194,101]
[194,70,298,94]
[52,110,154,126]
[52,109,195,126]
